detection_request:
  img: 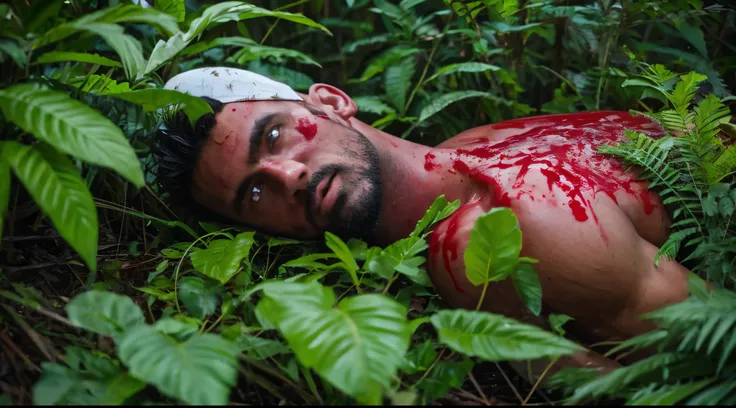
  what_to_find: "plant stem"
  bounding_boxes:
[475,280,490,310]
[523,356,560,405]
[402,16,453,117]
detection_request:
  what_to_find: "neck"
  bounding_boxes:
[351,119,477,245]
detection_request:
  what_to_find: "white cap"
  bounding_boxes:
[164,67,303,103]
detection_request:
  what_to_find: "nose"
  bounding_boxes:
[260,159,308,204]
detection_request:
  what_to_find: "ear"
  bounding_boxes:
[306,84,357,121]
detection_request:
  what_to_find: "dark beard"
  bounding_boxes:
[305,128,382,241]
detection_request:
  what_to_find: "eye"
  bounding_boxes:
[267,126,280,149]
[251,185,262,203]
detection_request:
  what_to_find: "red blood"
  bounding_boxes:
[231,108,237,112]
[451,111,664,227]
[430,202,482,293]
[424,152,441,171]
[640,190,655,215]
[315,114,330,121]
[390,141,399,148]
[296,118,317,141]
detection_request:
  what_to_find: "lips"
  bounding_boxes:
[314,170,338,218]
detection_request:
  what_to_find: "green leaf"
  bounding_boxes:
[382,237,432,286]
[357,46,420,82]
[418,91,506,124]
[511,264,542,316]
[65,290,145,337]
[0,83,144,187]
[464,207,523,285]
[231,4,332,35]
[237,334,291,360]
[669,72,708,117]
[0,38,28,68]
[142,33,188,77]
[325,232,360,285]
[353,96,397,116]
[548,313,574,336]
[178,277,221,319]
[155,0,186,23]
[34,51,123,67]
[152,318,198,341]
[257,281,411,405]
[117,325,240,405]
[384,56,415,111]
[33,348,145,405]
[402,340,437,374]
[3,142,99,270]
[190,231,255,284]
[411,195,460,238]
[106,88,213,126]
[416,359,474,403]
[430,309,583,361]
[82,24,146,81]
[626,380,713,405]
[426,62,500,82]
[678,21,708,58]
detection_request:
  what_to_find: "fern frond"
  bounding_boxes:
[655,227,699,264]
[626,380,713,405]
[566,353,688,403]
[687,380,736,406]
[668,72,708,119]
[605,330,670,357]
[644,289,736,372]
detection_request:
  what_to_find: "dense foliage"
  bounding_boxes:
[0,0,734,405]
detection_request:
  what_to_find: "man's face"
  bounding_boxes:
[191,100,382,240]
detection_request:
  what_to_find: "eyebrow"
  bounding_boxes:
[233,113,278,214]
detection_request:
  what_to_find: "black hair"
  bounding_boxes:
[150,96,233,225]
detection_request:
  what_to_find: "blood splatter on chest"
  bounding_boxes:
[452,112,664,224]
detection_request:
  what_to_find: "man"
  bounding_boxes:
[154,67,689,373]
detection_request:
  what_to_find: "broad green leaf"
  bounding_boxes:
[0,156,9,242]
[142,33,188,77]
[82,24,145,81]
[3,142,99,270]
[65,290,145,337]
[79,4,180,36]
[190,231,255,284]
[227,39,321,67]
[257,281,411,405]
[426,62,500,82]
[464,207,523,285]
[156,0,186,22]
[33,349,145,405]
[384,56,415,111]
[152,318,199,341]
[34,51,122,68]
[117,325,240,405]
[178,277,221,319]
[184,2,245,41]
[431,309,583,361]
[354,96,397,116]
[0,83,144,187]
[231,4,331,34]
[548,313,574,336]
[411,195,460,238]
[106,88,213,126]
[325,232,360,285]
[511,264,542,316]
[678,21,708,58]
[418,91,507,124]
[64,74,131,94]
[237,334,291,360]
